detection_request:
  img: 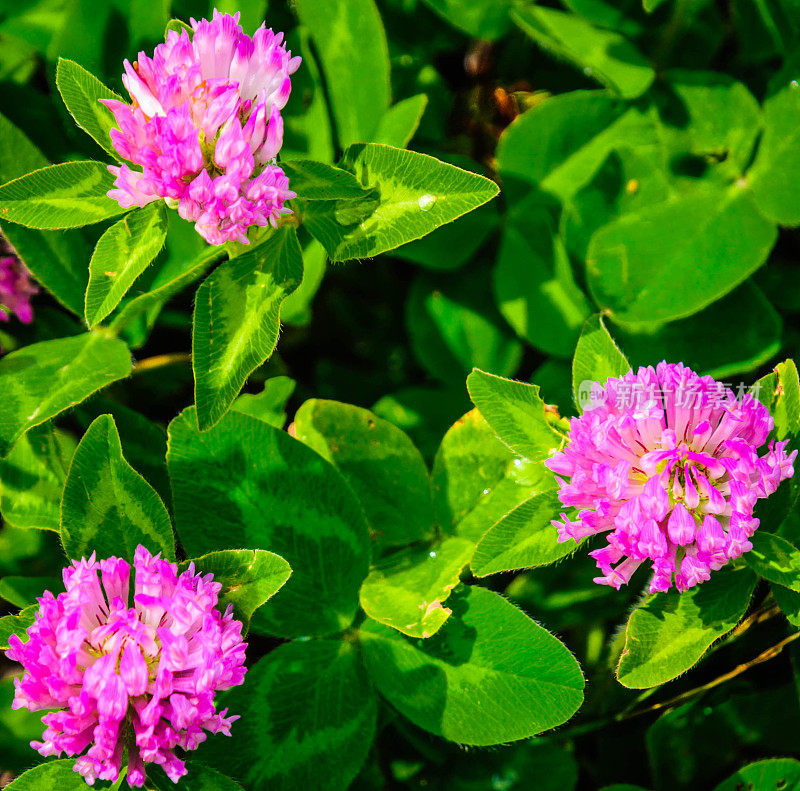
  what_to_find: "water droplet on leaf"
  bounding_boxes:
[418,193,436,211]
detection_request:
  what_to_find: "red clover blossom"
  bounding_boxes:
[546,362,796,593]
[7,546,247,787]
[104,10,300,245]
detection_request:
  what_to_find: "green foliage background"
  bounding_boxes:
[2,0,800,790]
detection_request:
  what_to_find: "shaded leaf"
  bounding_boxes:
[512,6,654,99]
[745,531,800,591]
[772,582,800,628]
[0,111,89,315]
[293,399,435,551]
[281,235,327,325]
[420,0,512,39]
[167,408,370,637]
[407,271,523,386]
[197,640,377,791]
[0,576,62,608]
[75,399,171,507]
[611,282,781,381]
[60,414,175,562]
[497,94,655,202]
[373,95,428,148]
[149,762,245,791]
[0,675,50,775]
[495,197,590,357]
[0,333,131,457]
[281,29,334,162]
[0,423,75,531]
[294,0,390,147]
[662,70,761,172]
[647,686,800,790]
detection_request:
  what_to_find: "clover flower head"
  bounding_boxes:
[0,235,37,324]
[7,545,247,787]
[546,362,797,593]
[104,9,301,245]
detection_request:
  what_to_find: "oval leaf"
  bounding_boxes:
[0,333,132,457]
[193,226,303,430]
[0,605,37,651]
[750,78,800,226]
[3,759,99,791]
[85,203,168,327]
[303,144,499,261]
[293,399,435,551]
[616,567,757,689]
[467,368,565,461]
[361,586,584,745]
[0,111,89,315]
[571,313,630,411]
[713,758,800,791]
[745,531,800,591]
[432,410,555,543]
[359,536,474,638]
[178,549,292,631]
[0,161,125,229]
[60,414,175,562]
[471,491,573,577]
[55,57,121,158]
[587,189,777,324]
